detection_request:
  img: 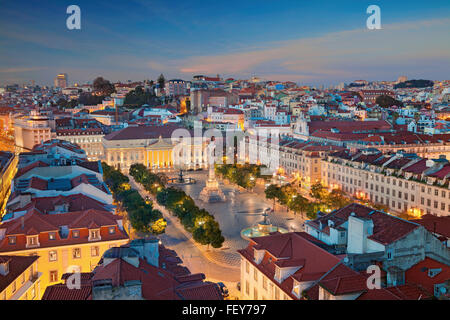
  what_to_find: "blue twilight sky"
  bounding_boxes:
[0,0,449,86]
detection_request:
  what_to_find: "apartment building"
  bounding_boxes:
[55,118,106,161]
[43,239,223,300]
[0,255,41,300]
[237,231,435,300]
[0,151,18,216]
[13,110,56,151]
[165,79,187,97]
[238,232,340,300]
[305,203,450,278]
[321,149,450,217]
[0,209,129,299]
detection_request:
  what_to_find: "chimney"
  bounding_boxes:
[0,260,10,276]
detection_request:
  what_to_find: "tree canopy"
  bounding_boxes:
[93,77,115,96]
[375,95,403,108]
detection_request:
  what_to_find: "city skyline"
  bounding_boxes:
[0,0,450,86]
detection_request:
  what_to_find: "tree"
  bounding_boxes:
[151,217,167,235]
[158,74,165,91]
[375,95,403,108]
[93,77,115,96]
[289,195,309,218]
[325,189,352,210]
[310,182,326,202]
[265,184,282,209]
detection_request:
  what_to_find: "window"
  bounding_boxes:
[91,246,100,257]
[275,287,280,300]
[49,251,58,262]
[254,269,258,282]
[89,229,100,240]
[48,232,56,240]
[387,249,393,260]
[246,261,249,273]
[49,270,58,283]
[30,285,36,299]
[8,236,16,245]
[27,236,39,247]
[263,276,267,290]
[108,227,116,235]
[73,248,81,259]
[72,230,80,238]
[11,281,16,293]
[245,281,250,295]
[21,273,25,284]
[254,288,258,300]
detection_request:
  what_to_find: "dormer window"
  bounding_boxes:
[8,236,16,245]
[89,229,101,241]
[26,236,39,248]
[108,227,116,235]
[49,232,56,240]
[72,230,80,238]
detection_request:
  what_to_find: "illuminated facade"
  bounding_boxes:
[321,149,450,217]
[13,111,56,151]
[103,125,209,172]
[0,255,41,300]
[0,209,129,299]
[0,152,18,217]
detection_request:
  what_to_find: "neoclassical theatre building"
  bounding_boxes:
[102,124,210,172]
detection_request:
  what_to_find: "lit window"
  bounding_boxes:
[91,246,99,257]
[49,251,58,262]
[49,270,58,283]
[73,248,81,259]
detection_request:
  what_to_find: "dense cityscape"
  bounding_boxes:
[0,0,449,308]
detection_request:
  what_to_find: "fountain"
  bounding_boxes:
[240,208,288,240]
[168,168,196,185]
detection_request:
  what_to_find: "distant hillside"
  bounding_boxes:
[394,79,434,89]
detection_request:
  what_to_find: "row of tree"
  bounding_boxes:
[215,164,264,189]
[265,182,353,219]
[265,182,391,219]
[129,164,225,248]
[102,163,166,234]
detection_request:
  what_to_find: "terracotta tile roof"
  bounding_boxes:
[104,124,188,141]
[42,283,92,300]
[308,120,392,135]
[238,232,341,300]
[92,256,222,300]
[13,194,111,214]
[405,257,450,295]
[0,209,128,253]
[357,284,432,300]
[0,255,39,293]
[306,203,419,245]
[427,164,450,179]
[318,263,368,296]
[402,159,429,174]
[411,215,450,239]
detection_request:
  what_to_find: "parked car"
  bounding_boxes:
[217,282,229,298]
